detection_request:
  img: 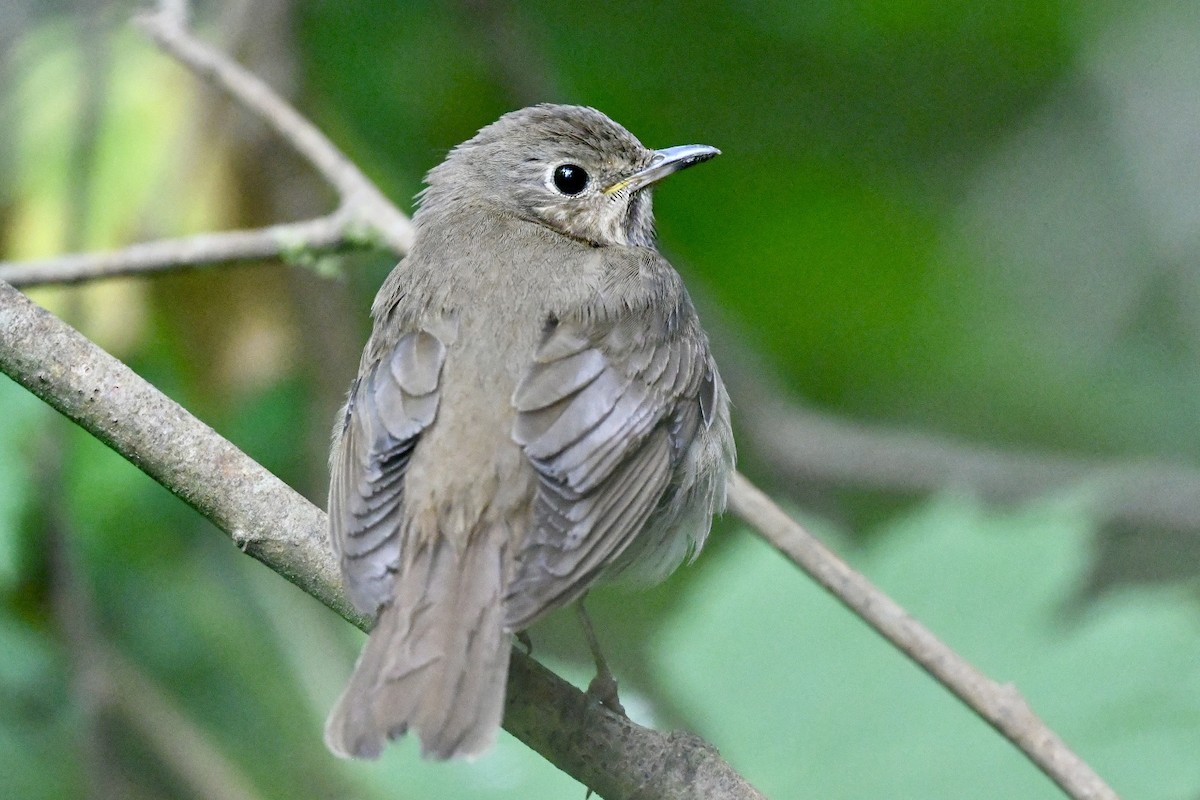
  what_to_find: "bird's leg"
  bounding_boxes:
[515,630,533,655]
[575,597,626,716]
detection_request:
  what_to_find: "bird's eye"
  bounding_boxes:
[552,164,589,195]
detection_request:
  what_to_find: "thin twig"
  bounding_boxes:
[45,456,124,800]
[743,396,1200,535]
[104,647,268,800]
[0,280,765,800]
[48,496,268,800]
[0,213,356,287]
[728,472,1119,800]
[0,0,415,290]
[133,7,413,254]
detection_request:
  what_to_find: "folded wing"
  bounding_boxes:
[506,296,717,630]
[329,328,448,616]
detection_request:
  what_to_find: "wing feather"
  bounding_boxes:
[505,432,671,628]
[515,366,628,460]
[505,265,717,629]
[330,327,449,616]
[512,348,607,412]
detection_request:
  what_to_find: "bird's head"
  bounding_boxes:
[418,104,718,248]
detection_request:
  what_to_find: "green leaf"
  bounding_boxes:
[0,377,46,591]
[657,494,1200,798]
[0,613,77,800]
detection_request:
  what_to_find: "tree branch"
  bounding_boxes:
[0,270,1122,798]
[0,214,358,287]
[0,279,764,799]
[132,7,414,255]
[0,1,414,290]
[744,396,1200,536]
[728,473,1117,800]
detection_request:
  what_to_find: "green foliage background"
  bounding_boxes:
[2,1,1199,797]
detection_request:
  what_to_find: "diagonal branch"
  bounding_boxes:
[743,395,1200,536]
[0,279,764,800]
[0,274,1120,799]
[729,473,1118,800]
[132,7,413,254]
[0,4,413,289]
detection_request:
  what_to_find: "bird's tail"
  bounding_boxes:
[324,521,511,760]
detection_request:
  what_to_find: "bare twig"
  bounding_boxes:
[45,462,123,800]
[48,502,268,800]
[0,3,414,289]
[133,6,413,254]
[728,472,1118,800]
[0,279,764,800]
[0,213,357,287]
[744,397,1200,535]
[104,647,268,800]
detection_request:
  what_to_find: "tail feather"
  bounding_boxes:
[325,522,511,760]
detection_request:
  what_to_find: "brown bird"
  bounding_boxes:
[324,104,735,760]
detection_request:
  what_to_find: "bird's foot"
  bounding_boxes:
[576,598,627,717]
[585,666,627,717]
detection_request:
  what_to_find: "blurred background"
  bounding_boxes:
[2,0,1199,797]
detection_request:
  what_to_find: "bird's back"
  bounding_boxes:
[373,209,607,554]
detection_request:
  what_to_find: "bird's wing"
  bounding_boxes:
[506,274,718,630]
[329,326,449,617]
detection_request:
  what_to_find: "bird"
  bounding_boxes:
[324,104,735,761]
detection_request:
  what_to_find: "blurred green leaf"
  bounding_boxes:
[660,495,1200,798]
[0,614,76,800]
[0,378,45,591]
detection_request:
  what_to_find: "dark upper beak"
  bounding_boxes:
[603,144,720,195]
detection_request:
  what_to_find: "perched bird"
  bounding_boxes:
[325,104,735,760]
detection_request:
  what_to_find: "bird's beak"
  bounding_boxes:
[603,144,720,196]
